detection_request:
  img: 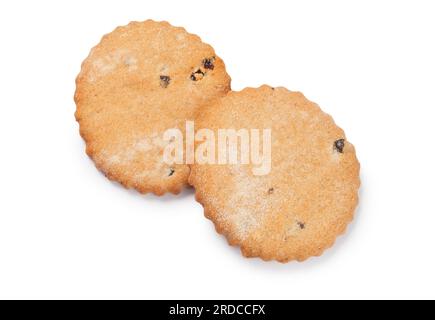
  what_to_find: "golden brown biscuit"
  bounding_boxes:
[75,20,231,195]
[189,86,360,262]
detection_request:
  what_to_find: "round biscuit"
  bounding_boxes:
[75,20,231,195]
[189,86,360,262]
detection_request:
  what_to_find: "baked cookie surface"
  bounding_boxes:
[189,86,360,262]
[75,20,231,195]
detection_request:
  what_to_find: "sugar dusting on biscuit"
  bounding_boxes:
[100,132,171,179]
[221,165,278,241]
[88,49,138,82]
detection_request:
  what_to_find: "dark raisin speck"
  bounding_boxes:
[334,139,345,153]
[190,69,205,81]
[168,168,175,177]
[203,57,215,70]
[297,222,305,230]
[268,188,274,194]
[160,75,171,88]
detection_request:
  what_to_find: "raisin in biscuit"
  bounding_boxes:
[189,86,360,262]
[75,20,231,195]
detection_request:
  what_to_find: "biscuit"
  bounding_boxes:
[75,20,231,195]
[189,86,360,262]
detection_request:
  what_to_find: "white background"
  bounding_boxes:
[0,0,434,300]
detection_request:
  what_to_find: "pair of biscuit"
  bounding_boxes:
[75,20,360,262]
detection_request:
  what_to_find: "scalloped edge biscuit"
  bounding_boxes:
[75,20,231,195]
[189,86,360,262]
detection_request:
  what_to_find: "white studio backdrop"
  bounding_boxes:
[0,0,434,299]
